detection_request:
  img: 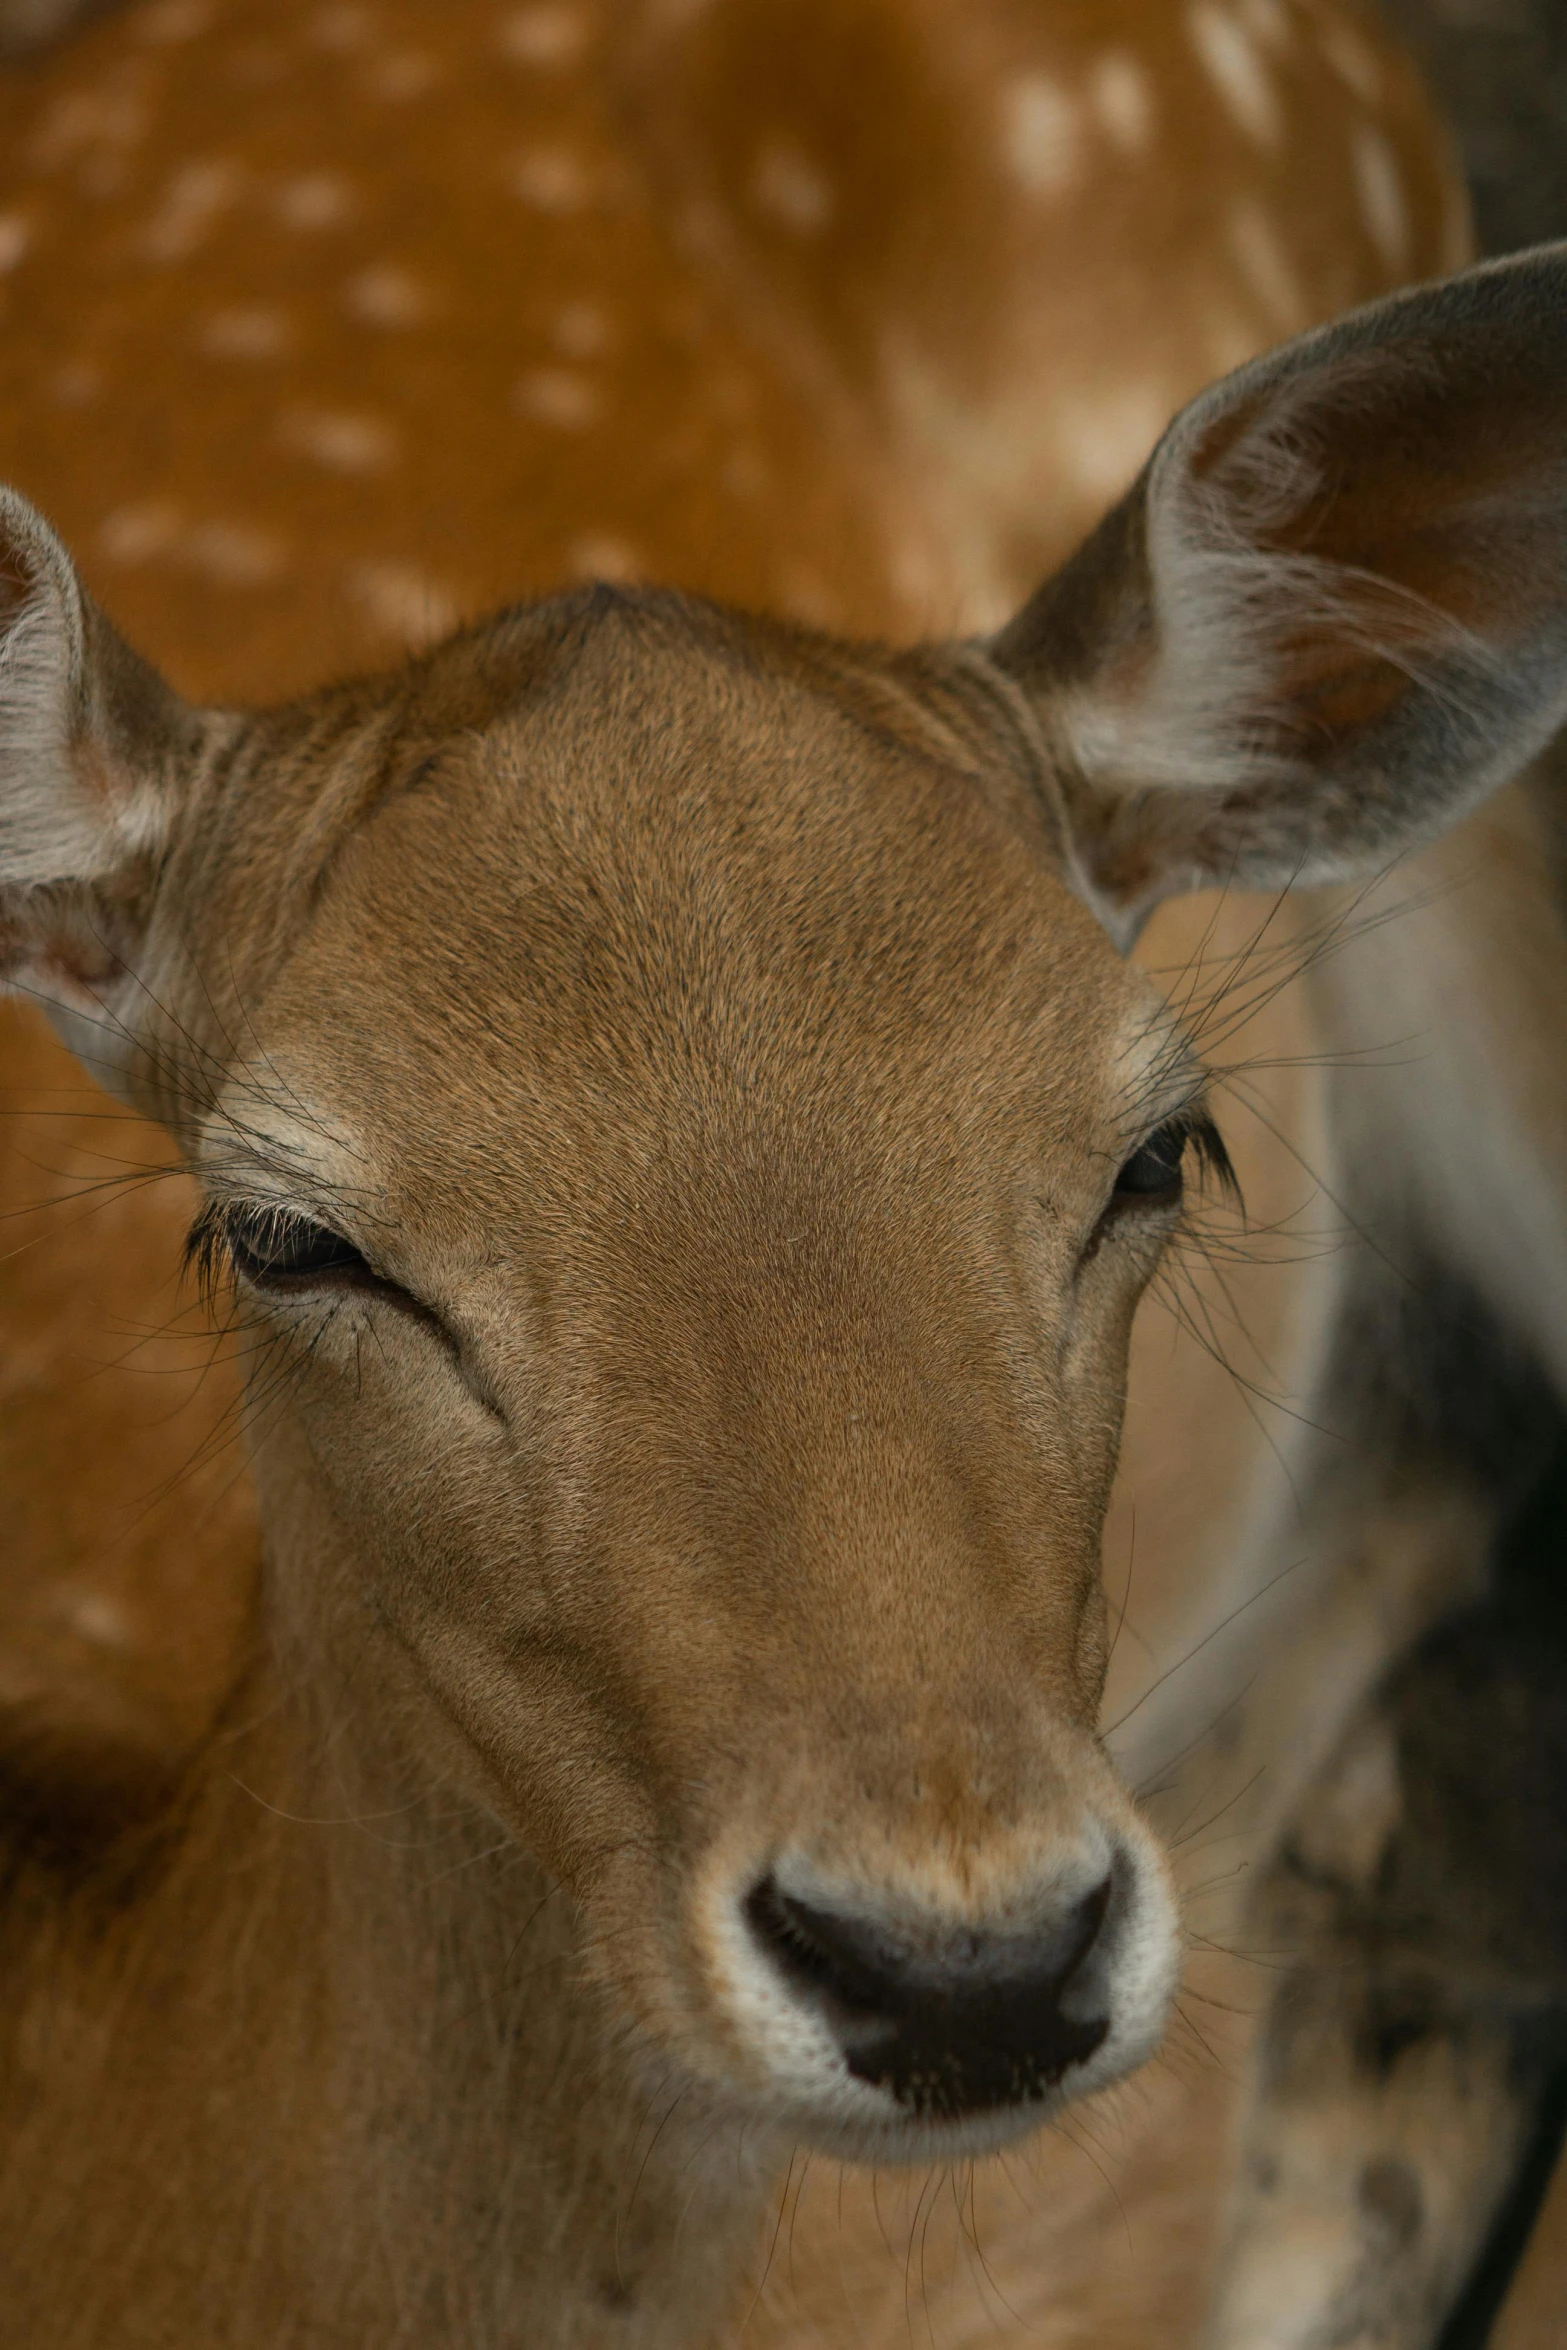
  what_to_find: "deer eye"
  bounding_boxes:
[219,1205,372,1292]
[1112,1119,1189,1204]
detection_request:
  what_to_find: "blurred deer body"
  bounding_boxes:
[1,7,1561,2350]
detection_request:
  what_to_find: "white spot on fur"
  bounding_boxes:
[140,159,241,262]
[1237,0,1290,51]
[1320,18,1383,105]
[347,561,460,647]
[510,146,592,214]
[501,5,585,65]
[1056,381,1171,502]
[99,501,182,564]
[135,0,209,42]
[366,51,440,101]
[749,138,834,234]
[1353,124,1410,274]
[779,564,838,628]
[274,172,354,231]
[514,368,603,430]
[1227,198,1308,333]
[0,215,29,271]
[182,521,285,585]
[30,83,148,177]
[279,406,398,473]
[50,361,101,407]
[344,265,428,327]
[1188,3,1280,148]
[552,296,612,358]
[720,447,767,502]
[1089,52,1156,158]
[100,501,285,583]
[1003,73,1085,198]
[567,531,639,582]
[308,2,372,50]
[198,304,290,358]
[62,1589,133,1648]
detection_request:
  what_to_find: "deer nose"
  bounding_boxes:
[743,1866,1114,2118]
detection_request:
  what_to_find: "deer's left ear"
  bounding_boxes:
[0,485,212,1029]
[988,242,1567,947]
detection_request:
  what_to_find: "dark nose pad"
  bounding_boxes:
[745,1870,1114,2118]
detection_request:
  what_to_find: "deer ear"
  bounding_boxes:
[0,484,209,1041]
[989,242,1567,946]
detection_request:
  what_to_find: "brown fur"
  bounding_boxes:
[7,6,1559,2349]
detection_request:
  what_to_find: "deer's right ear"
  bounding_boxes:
[0,485,210,1034]
[988,242,1567,948]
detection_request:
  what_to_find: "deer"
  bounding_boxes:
[2,2,1565,2345]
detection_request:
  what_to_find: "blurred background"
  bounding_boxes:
[1382,0,1567,253]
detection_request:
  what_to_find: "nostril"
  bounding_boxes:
[744,1874,905,2019]
[744,1866,1119,2120]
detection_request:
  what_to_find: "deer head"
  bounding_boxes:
[4,244,1566,2163]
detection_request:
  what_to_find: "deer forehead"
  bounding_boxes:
[201,615,1189,1241]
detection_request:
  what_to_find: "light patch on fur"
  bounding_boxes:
[552,297,612,358]
[1319,16,1384,105]
[29,79,149,180]
[1089,51,1156,159]
[509,145,593,214]
[1227,197,1309,334]
[0,214,30,272]
[1188,3,1281,149]
[1003,73,1085,199]
[1055,380,1172,503]
[346,560,461,649]
[307,2,370,50]
[1237,0,1291,51]
[343,266,429,328]
[720,446,768,504]
[99,501,183,565]
[100,500,285,585]
[567,531,640,584]
[49,362,101,408]
[135,0,210,42]
[180,522,287,587]
[500,5,586,66]
[140,158,242,264]
[61,1588,134,1649]
[749,138,835,236]
[1353,125,1410,275]
[365,52,441,103]
[274,171,355,232]
[278,406,399,474]
[514,368,603,430]
[198,304,292,359]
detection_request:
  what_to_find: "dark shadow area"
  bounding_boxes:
[1380,0,1567,254]
[1416,1433,1567,2344]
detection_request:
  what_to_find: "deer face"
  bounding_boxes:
[8,244,1567,2157]
[179,597,1191,2157]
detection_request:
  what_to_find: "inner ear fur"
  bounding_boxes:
[989,241,1567,943]
[0,485,209,1021]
